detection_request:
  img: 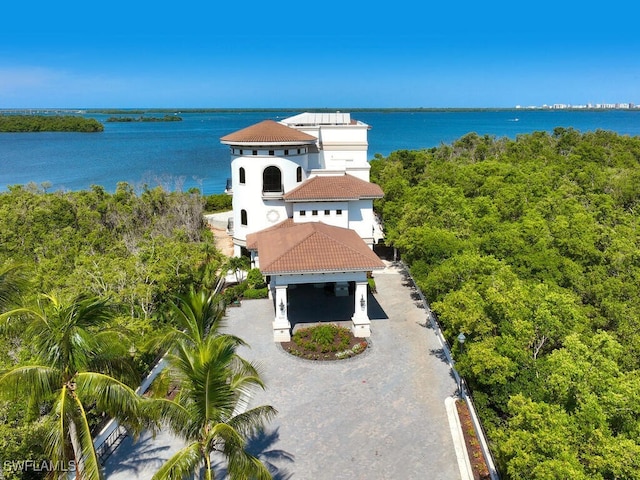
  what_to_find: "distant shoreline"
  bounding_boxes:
[106,115,182,123]
[2,107,639,116]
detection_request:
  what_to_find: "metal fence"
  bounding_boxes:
[93,356,168,465]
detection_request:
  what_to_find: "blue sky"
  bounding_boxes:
[1,1,638,108]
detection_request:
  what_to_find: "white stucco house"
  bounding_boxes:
[220,112,385,341]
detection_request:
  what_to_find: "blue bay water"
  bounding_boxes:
[1,109,640,195]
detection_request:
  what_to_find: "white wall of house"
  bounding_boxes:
[230,151,307,246]
[308,125,370,180]
[348,200,376,247]
[291,201,350,228]
[282,116,370,181]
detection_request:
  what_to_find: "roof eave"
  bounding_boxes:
[262,265,385,275]
[284,197,357,202]
[220,140,317,147]
[284,194,383,202]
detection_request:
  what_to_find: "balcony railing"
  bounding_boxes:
[262,184,284,199]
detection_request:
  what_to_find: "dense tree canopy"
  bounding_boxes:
[0,183,226,478]
[0,115,104,132]
[371,128,640,479]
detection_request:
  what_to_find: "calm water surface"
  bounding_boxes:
[2,110,640,194]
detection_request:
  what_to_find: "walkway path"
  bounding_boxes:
[204,210,234,257]
[104,262,463,479]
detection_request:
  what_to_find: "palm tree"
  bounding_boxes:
[0,293,144,480]
[152,287,276,480]
[224,256,250,284]
[159,282,227,350]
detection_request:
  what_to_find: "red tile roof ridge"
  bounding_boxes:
[220,120,317,145]
[283,173,383,201]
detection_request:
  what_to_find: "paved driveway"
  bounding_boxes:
[105,262,462,479]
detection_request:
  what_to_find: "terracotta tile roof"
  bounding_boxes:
[245,218,295,250]
[284,174,384,202]
[247,221,385,275]
[220,120,317,145]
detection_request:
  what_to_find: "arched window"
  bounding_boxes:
[262,166,282,193]
[296,166,302,182]
[240,209,248,226]
[239,167,246,184]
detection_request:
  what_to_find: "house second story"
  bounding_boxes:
[220,112,382,255]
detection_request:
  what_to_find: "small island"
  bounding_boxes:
[0,115,104,132]
[106,114,182,122]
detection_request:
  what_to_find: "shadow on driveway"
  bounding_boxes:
[284,284,388,331]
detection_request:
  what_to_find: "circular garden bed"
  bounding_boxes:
[281,323,368,361]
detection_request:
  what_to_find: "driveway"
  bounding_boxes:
[104,262,462,479]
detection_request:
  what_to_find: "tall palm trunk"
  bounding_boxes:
[203,448,213,480]
[68,416,86,480]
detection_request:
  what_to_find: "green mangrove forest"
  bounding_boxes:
[0,115,104,132]
[371,128,640,479]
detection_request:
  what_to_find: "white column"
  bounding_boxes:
[273,285,291,342]
[351,281,371,337]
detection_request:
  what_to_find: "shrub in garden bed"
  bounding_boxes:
[282,323,368,360]
[243,287,269,299]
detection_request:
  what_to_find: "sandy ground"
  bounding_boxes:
[204,211,234,257]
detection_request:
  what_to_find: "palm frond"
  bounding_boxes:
[0,306,42,337]
[45,388,74,473]
[165,286,228,348]
[210,423,272,480]
[0,364,61,401]
[140,397,197,439]
[226,405,278,439]
[226,449,273,480]
[8,293,121,374]
[151,441,202,480]
[75,371,143,434]
[0,261,26,311]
